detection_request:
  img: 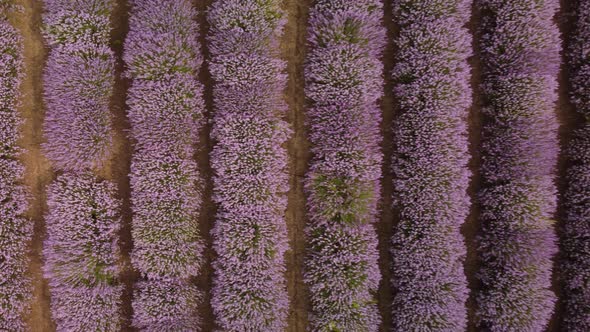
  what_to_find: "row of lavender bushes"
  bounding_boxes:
[207,0,291,330]
[124,0,205,330]
[0,3,32,330]
[304,0,384,330]
[476,0,560,331]
[42,0,123,330]
[390,0,472,330]
[562,0,590,330]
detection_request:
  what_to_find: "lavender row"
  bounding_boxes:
[123,0,205,329]
[476,0,560,331]
[43,173,122,331]
[42,0,122,329]
[304,0,384,330]
[0,7,32,330]
[561,0,590,330]
[207,0,291,330]
[42,0,115,171]
[389,0,472,330]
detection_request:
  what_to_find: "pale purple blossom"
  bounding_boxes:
[476,0,560,331]
[124,0,205,329]
[208,0,291,330]
[43,173,123,331]
[42,0,115,171]
[304,1,384,330]
[389,0,472,330]
[0,14,32,332]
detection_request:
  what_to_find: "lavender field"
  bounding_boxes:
[0,0,589,331]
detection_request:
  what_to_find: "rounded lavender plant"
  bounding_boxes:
[0,11,32,331]
[475,0,560,331]
[42,0,115,171]
[304,0,385,331]
[208,0,291,330]
[389,0,472,330]
[561,0,590,330]
[42,0,123,329]
[43,173,123,331]
[123,0,205,329]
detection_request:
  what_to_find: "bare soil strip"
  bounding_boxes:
[193,0,217,330]
[107,0,135,330]
[12,0,54,330]
[377,1,397,331]
[282,0,311,331]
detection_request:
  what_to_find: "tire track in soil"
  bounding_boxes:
[193,0,217,330]
[282,0,311,331]
[12,0,55,330]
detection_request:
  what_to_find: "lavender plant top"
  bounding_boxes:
[561,1,590,330]
[390,0,472,330]
[208,0,291,330]
[43,173,123,331]
[476,0,560,331]
[304,0,384,331]
[0,14,32,332]
[124,0,205,329]
[42,0,115,171]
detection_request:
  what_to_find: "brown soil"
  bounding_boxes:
[464,2,484,331]
[377,1,397,330]
[108,0,135,330]
[11,0,55,330]
[193,0,217,330]
[282,0,311,331]
[549,1,583,331]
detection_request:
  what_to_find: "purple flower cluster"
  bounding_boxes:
[0,13,32,331]
[389,0,472,330]
[476,0,560,331]
[43,173,122,331]
[123,0,205,329]
[42,0,115,171]
[42,0,123,329]
[304,1,384,330]
[207,0,291,330]
[562,1,590,330]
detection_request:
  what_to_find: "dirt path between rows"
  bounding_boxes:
[12,0,54,330]
[193,0,217,330]
[107,0,134,329]
[282,0,311,331]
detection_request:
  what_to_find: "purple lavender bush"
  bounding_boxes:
[389,0,472,330]
[562,1,590,330]
[123,0,205,329]
[304,1,384,330]
[208,0,291,330]
[43,173,123,331]
[476,0,560,331]
[0,10,32,331]
[42,0,115,171]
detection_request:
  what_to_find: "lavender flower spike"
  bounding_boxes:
[0,7,32,331]
[561,0,590,330]
[476,0,560,331]
[42,0,122,329]
[43,173,123,331]
[305,0,385,330]
[390,0,472,330]
[42,0,115,171]
[208,0,291,330]
[124,0,205,329]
